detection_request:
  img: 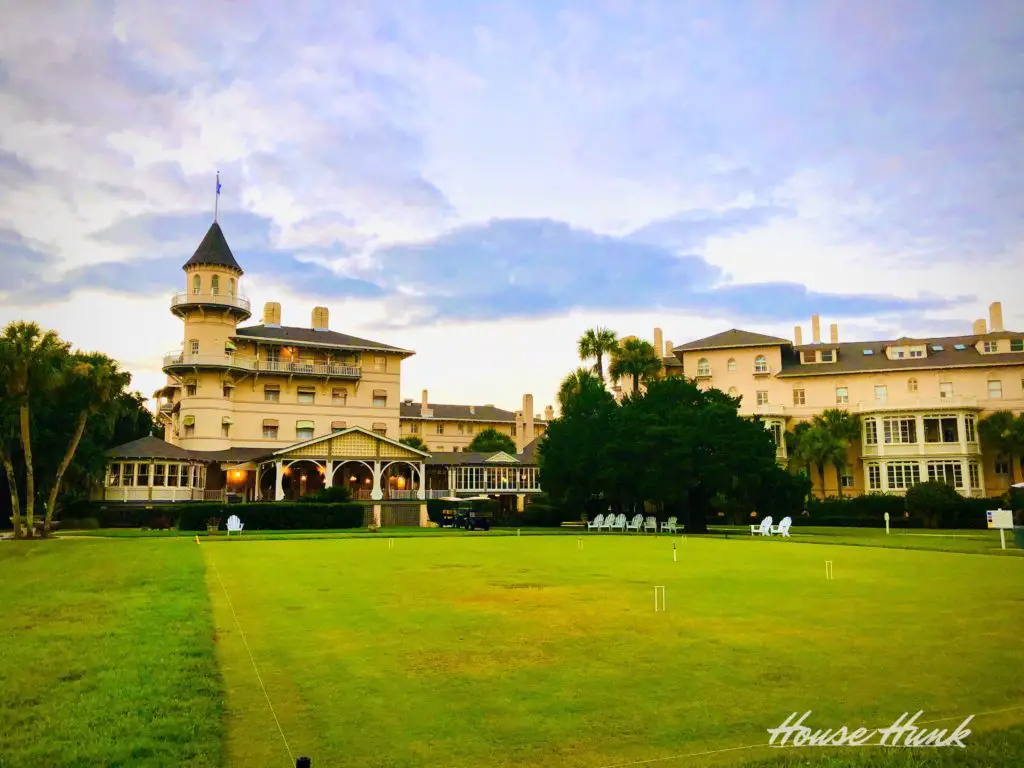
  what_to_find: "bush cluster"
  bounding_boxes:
[58,501,366,531]
[806,491,1002,529]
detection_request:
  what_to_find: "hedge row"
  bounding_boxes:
[58,501,366,531]
[424,497,572,528]
[805,493,1013,529]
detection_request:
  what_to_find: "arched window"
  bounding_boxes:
[192,274,201,294]
[211,275,220,295]
[908,378,918,392]
[727,358,737,372]
[189,338,199,355]
[228,278,235,297]
[697,358,710,376]
[727,387,738,397]
[754,355,769,373]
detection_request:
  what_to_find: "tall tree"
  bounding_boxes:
[608,337,663,396]
[812,408,861,498]
[557,368,605,414]
[0,322,68,537]
[790,423,838,498]
[577,327,618,383]
[979,411,1024,484]
[467,428,516,454]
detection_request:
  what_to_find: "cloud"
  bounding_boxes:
[628,206,795,251]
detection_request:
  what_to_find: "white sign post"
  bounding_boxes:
[884,512,890,535]
[987,509,1014,550]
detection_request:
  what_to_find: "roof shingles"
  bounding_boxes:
[235,325,412,355]
[183,222,243,273]
[674,328,791,352]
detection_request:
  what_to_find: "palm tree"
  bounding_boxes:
[43,354,129,534]
[979,411,1024,484]
[608,338,663,396]
[789,423,839,498]
[557,368,604,413]
[1,322,68,537]
[577,327,618,383]
[813,408,861,498]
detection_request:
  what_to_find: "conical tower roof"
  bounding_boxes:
[182,222,243,273]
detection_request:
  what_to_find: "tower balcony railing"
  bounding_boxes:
[162,352,361,379]
[171,291,251,313]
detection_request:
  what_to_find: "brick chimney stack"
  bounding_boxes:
[811,315,821,344]
[989,301,1004,333]
[794,325,803,346]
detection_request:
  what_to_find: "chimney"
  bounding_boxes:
[262,301,281,326]
[517,393,535,453]
[544,405,554,421]
[830,323,839,344]
[794,325,803,346]
[665,340,673,356]
[989,301,1004,333]
[972,319,987,336]
[811,314,821,344]
[653,327,663,356]
[312,306,329,330]
[420,388,431,417]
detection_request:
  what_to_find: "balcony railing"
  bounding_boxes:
[171,291,251,313]
[163,353,361,378]
[856,395,980,412]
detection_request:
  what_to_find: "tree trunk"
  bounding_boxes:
[595,357,604,384]
[44,410,88,535]
[19,402,35,538]
[632,375,640,395]
[834,462,845,499]
[817,462,826,498]
[0,443,22,539]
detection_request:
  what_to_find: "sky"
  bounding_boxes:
[1,0,1023,415]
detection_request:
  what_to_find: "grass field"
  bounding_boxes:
[2,530,1023,767]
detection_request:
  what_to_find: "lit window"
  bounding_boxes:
[263,425,279,440]
[697,358,710,376]
[867,464,881,490]
[887,462,921,490]
[264,386,280,402]
[793,388,805,406]
[835,386,849,404]
[983,341,997,353]
[864,418,878,445]
[727,358,737,372]
[874,385,888,404]
[190,339,199,355]
[756,390,768,406]
[192,275,201,294]
[988,380,1003,399]
[298,388,316,404]
[754,355,769,373]
[211,275,220,295]
[332,388,347,405]
[939,382,953,399]
[907,378,918,392]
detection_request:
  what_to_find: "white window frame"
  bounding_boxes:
[887,462,921,490]
[756,390,769,406]
[793,388,805,406]
[263,425,279,440]
[727,358,737,372]
[864,418,878,445]
[264,386,280,402]
[968,462,980,490]
[965,416,977,443]
[697,358,710,376]
[927,460,963,489]
[753,355,769,373]
[874,385,888,404]
[988,380,1003,399]
[867,464,881,491]
[883,417,917,445]
[983,341,997,353]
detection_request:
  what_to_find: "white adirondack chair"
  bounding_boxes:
[610,513,627,532]
[602,513,617,532]
[587,514,605,531]
[661,516,679,534]
[625,514,644,533]
[226,514,244,535]
[772,516,792,537]
[643,516,658,533]
[750,516,772,536]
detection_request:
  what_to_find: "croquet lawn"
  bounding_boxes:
[2,531,1023,767]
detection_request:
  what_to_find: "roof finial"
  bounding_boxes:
[214,171,222,223]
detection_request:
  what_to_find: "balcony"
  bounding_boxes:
[855,395,980,413]
[163,352,361,379]
[170,291,252,318]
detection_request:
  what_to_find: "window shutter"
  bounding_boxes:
[182,415,195,426]
[262,418,279,427]
[296,420,314,429]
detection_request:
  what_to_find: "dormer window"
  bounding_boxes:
[1012,339,1023,352]
[820,350,834,363]
[211,275,220,295]
[983,341,997,353]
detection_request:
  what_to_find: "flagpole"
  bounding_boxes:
[214,171,220,223]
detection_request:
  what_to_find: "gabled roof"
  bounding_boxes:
[106,436,199,461]
[399,401,524,423]
[183,222,243,273]
[235,325,413,356]
[674,329,791,352]
[272,425,431,458]
[425,450,533,466]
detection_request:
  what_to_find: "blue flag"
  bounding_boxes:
[216,179,222,195]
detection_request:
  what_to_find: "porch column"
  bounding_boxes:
[371,460,384,501]
[957,413,967,455]
[275,460,285,501]
[417,462,426,500]
[517,494,525,512]
[255,464,262,501]
[960,458,971,496]
[977,459,987,497]
[325,460,334,489]
[148,461,154,501]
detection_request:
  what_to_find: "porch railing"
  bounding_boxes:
[171,291,251,313]
[163,352,361,379]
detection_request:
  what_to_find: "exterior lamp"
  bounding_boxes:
[349,475,357,483]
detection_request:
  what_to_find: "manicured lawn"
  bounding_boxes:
[0,539,224,767]
[203,534,1024,767]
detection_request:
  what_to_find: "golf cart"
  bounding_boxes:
[438,496,493,531]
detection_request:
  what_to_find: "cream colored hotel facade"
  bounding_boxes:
[100,222,1022,505]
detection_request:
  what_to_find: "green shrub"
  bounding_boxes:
[807,494,906,522]
[296,486,352,503]
[905,482,963,528]
[175,502,365,531]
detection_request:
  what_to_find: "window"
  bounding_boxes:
[820,350,834,363]
[108,462,122,486]
[166,464,178,487]
[180,465,189,487]
[373,390,387,408]
[228,278,235,297]
[185,382,197,397]
[153,464,166,487]
[372,422,387,436]
[264,385,280,402]
[907,378,918,392]
[184,422,195,437]
[373,356,386,372]
[192,274,201,294]
[756,391,769,406]
[909,349,923,358]
[995,456,1010,476]
[927,461,963,489]
[939,382,953,399]
[754,355,769,373]
[883,417,917,444]
[968,462,980,489]
[841,473,855,489]
[190,339,199,355]
[466,424,475,434]
[296,421,314,441]
[988,380,1003,399]
[952,344,965,351]
[894,350,905,359]
[864,418,878,445]
[211,275,220,295]
[1011,339,1024,352]
[297,387,316,404]
[768,422,782,447]
[727,358,737,372]
[221,423,230,438]
[331,420,346,433]
[223,385,232,398]
[863,349,875,356]
[874,385,888,404]
[263,424,279,440]
[867,464,881,491]
[965,415,977,442]
[436,423,445,434]
[887,462,921,490]
[332,388,347,405]
[835,386,849,404]
[409,422,419,434]
[457,423,465,434]
[923,416,959,444]
[793,388,805,406]
[697,358,710,376]
[983,341,997,353]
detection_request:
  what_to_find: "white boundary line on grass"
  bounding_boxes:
[209,554,296,767]
[592,704,1024,768]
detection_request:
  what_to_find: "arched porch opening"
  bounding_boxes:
[333,460,374,500]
